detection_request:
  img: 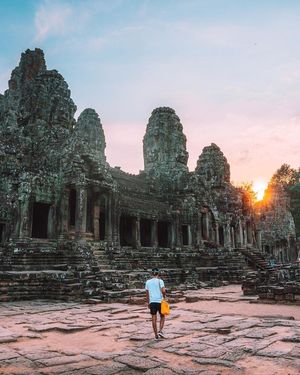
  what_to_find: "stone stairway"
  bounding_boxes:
[0,239,84,272]
[0,239,98,302]
[0,239,250,303]
[237,247,272,271]
[238,246,291,297]
[83,244,248,302]
[89,241,112,271]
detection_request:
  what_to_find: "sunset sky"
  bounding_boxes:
[1,0,300,186]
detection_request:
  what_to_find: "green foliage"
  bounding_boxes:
[289,181,300,237]
[270,164,300,237]
[270,164,299,188]
[236,182,256,210]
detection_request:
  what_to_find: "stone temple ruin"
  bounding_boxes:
[0,48,299,302]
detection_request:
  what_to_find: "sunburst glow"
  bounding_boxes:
[253,180,268,201]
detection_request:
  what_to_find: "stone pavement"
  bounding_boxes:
[0,286,300,375]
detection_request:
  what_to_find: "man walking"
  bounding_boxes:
[145,268,166,339]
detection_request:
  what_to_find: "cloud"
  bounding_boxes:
[236,150,251,164]
[34,0,74,41]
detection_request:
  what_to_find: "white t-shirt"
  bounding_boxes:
[145,278,165,303]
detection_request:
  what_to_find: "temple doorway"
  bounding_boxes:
[120,215,135,246]
[158,221,169,247]
[218,226,224,246]
[32,202,50,238]
[0,223,4,242]
[182,225,189,245]
[140,219,152,247]
[99,211,106,240]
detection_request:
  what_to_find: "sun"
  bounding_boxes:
[253,180,268,201]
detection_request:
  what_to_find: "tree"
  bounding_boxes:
[270,164,299,188]
[270,164,300,237]
[237,182,256,212]
[289,179,300,237]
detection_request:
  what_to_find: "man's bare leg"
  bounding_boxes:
[151,315,158,338]
[159,314,165,332]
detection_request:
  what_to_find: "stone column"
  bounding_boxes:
[19,197,31,238]
[110,193,119,247]
[59,189,69,239]
[256,230,262,250]
[170,221,176,248]
[231,226,235,249]
[175,213,181,247]
[151,219,158,248]
[235,220,243,248]
[75,185,87,239]
[93,195,100,240]
[224,222,231,248]
[247,224,253,245]
[187,224,192,246]
[47,205,56,239]
[243,228,247,246]
[106,193,113,246]
[135,215,141,249]
[196,213,202,246]
[202,212,209,240]
[214,223,219,245]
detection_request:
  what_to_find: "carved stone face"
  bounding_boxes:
[143,107,189,177]
[75,108,106,163]
[196,143,230,185]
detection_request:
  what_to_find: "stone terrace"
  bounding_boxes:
[0,285,299,375]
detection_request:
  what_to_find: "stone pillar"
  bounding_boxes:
[75,185,87,239]
[256,230,262,250]
[19,198,31,238]
[224,223,231,248]
[202,212,209,240]
[151,220,158,248]
[106,193,113,246]
[235,220,243,248]
[187,224,192,246]
[48,205,56,239]
[231,226,235,249]
[59,189,69,239]
[170,221,176,248]
[247,224,253,245]
[196,213,202,246]
[214,223,219,245]
[175,213,181,247]
[93,195,100,240]
[243,228,247,246]
[135,216,141,249]
[110,193,119,247]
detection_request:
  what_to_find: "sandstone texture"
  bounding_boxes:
[0,285,299,375]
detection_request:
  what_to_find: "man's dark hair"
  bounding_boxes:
[152,268,159,276]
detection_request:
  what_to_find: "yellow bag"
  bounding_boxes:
[161,299,170,315]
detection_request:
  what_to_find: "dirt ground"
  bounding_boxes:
[0,285,299,375]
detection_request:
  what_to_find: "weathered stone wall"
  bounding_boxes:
[258,185,297,261]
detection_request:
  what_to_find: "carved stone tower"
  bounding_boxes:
[75,108,107,164]
[195,143,230,186]
[143,107,188,178]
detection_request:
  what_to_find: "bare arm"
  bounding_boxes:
[161,287,166,299]
[146,289,150,305]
